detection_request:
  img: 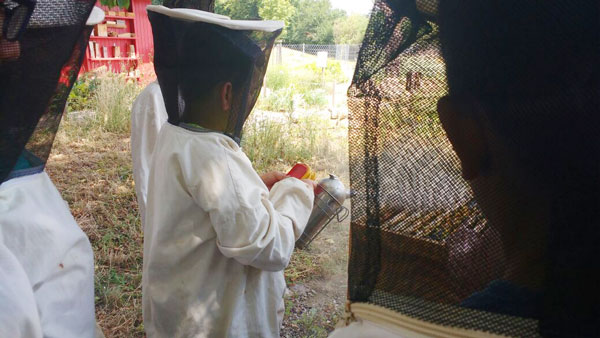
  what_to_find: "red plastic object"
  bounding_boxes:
[287,163,309,179]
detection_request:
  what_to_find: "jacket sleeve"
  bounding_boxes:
[189,139,314,272]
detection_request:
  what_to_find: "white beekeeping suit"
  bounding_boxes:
[131,81,167,224]
[0,5,105,338]
[0,173,97,338]
[143,6,312,337]
[0,241,43,338]
[144,126,314,337]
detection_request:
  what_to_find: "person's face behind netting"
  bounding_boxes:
[178,25,254,133]
[437,0,598,335]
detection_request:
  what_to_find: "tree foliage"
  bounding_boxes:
[259,0,295,29]
[215,0,295,38]
[333,14,369,44]
[215,0,261,19]
[286,0,345,44]
[100,0,131,10]
[215,0,368,44]
[258,0,295,21]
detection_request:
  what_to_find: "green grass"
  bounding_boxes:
[294,308,331,337]
[68,70,141,133]
[285,249,329,285]
[242,113,346,174]
[258,47,353,113]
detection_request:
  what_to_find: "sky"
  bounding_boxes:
[330,0,373,15]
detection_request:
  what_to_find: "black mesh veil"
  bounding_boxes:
[347,0,599,336]
[148,7,282,143]
[0,0,96,184]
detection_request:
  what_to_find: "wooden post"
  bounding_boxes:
[331,82,336,119]
[406,71,422,117]
[406,71,422,92]
[276,41,283,65]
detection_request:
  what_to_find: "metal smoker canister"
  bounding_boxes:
[296,174,353,249]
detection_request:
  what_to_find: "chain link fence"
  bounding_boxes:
[279,44,361,62]
[259,44,359,120]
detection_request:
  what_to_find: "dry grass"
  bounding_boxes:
[47,121,144,337]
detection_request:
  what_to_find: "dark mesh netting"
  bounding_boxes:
[148,8,281,142]
[347,0,598,336]
[0,0,96,183]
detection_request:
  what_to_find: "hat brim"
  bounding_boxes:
[86,6,105,26]
[146,5,284,32]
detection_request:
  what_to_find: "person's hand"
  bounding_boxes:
[301,179,317,193]
[260,171,287,191]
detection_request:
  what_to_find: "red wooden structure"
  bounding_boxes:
[82,0,154,78]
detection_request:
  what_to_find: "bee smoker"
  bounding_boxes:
[296,174,354,249]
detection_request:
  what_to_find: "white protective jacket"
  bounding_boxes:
[0,172,96,338]
[131,81,168,224]
[143,123,314,338]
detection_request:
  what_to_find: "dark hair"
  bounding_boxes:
[178,22,253,103]
[439,1,599,335]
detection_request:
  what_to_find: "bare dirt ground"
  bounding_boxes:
[281,207,350,338]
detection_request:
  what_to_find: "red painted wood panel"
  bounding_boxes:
[81,0,153,74]
[132,0,153,63]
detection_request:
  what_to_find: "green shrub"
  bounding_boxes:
[258,87,295,113]
[265,64,292,90]
[291,67,322,92]
[90,71,141,133]
[263,60,349,103]
[242,114,341,174]
[67,74,99,113]
[304,60,347,84]
[302,89,328,109]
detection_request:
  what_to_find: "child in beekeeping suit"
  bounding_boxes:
[142,6,315,338]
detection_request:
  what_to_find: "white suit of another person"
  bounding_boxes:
[0,5,105,338]
[0,172,97,338]
[142,6,312,338]
[131,81,167,224]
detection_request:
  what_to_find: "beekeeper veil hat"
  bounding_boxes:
[0,0,103,184]
[147,5,283,143]
[346,0,598,336]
